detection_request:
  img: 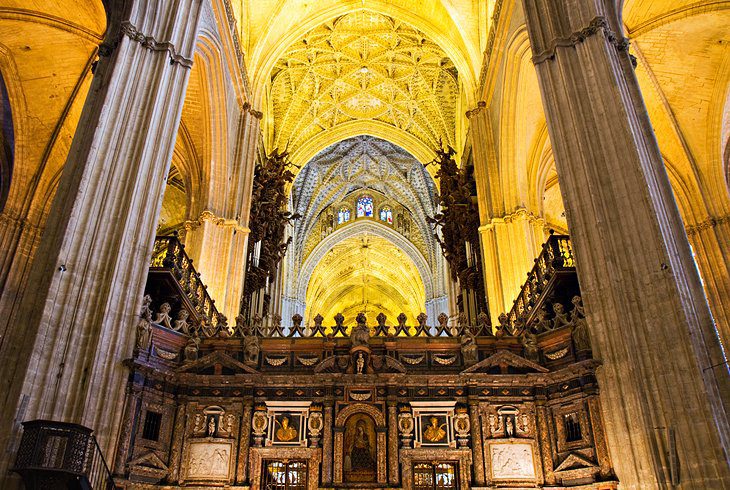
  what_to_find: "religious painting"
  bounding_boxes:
[356,196,373,218]
[273,413,301,444]
[343,413,377,482]
[420,414,448,444]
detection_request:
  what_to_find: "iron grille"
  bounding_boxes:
[262,459,308,490]
[413,462,458,490]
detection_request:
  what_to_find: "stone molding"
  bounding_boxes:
[686,213,730,236]
[103,20,195,68]
[479,208,545,231]
[242,101,263,120]
[532,16,629,65]
[184,210,249,233]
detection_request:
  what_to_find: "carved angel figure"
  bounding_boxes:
[173,309,189,333]
[570,296,591,351]
[533,307,551,333]
[153,302,172,329]
[243,334,260,364]
[520,331,539,362]
[135,308,153,351]
[552,303,572,330]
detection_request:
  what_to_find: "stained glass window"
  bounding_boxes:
[356,196,373,218]
[379,206,393,224]
[338,207,351,224]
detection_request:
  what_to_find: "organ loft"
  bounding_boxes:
[0,1,728,489]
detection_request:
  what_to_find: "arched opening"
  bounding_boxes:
[0,71,14,213]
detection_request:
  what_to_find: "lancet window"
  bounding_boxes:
[356,196,373,218]
[338,207,351,224]
[379,206,393,224]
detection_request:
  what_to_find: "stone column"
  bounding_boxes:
[321,400,334,485]
[479,209,545,322]
[522,0,730,487]
[181,107,260,319]
[534,401,556,486]
[236,399,253,484]
[168,400,188,484]
[586,395,613,481]
[687,217,730,349]
[182,212,247,319]
[387,400,399,485]
[112,387,142,477]
[0,0,205,480]
[468,398,485,486]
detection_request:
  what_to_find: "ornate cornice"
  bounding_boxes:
[465,101,487,119]
[532,16,629,66]
[479,208,545,231]
[105,21,194,68]
[184,210,249,233]
[686,213,730,236]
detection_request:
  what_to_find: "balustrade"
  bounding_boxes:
[150,233,223,327]
[506,231,577,328]
[12,420,116,489]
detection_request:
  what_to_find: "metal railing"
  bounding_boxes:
[13,420,116,489]
[150,233,223,326]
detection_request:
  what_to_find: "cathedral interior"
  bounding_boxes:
[0,0,729,489]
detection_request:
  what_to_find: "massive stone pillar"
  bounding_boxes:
[0,0,204,482]
[321,400,334,485]
[687,217,730,349]
[522,0,730,487]
[182,106,261,319]
[468,102,546,322]
[479,209,545,322]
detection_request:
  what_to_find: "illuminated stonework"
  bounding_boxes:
[269,11,458,161]
[282,136,447,326]
[305,233,426,326]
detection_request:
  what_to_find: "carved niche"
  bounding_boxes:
[334,403,387,485]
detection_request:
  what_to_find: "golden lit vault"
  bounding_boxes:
[268,10,459,165]
[305,233,426,327]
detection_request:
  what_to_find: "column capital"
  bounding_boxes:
[465,101,487,119]
[531,16,629,66]
[686,213,730,236]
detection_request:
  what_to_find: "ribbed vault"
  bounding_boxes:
[268,10,458,164]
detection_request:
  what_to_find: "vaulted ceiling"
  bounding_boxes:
[305,233,425,326]
[267,10,460,166]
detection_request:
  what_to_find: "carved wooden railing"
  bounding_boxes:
[13,420,117,489]
[507,231,576,326]
[150,233,222,326]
